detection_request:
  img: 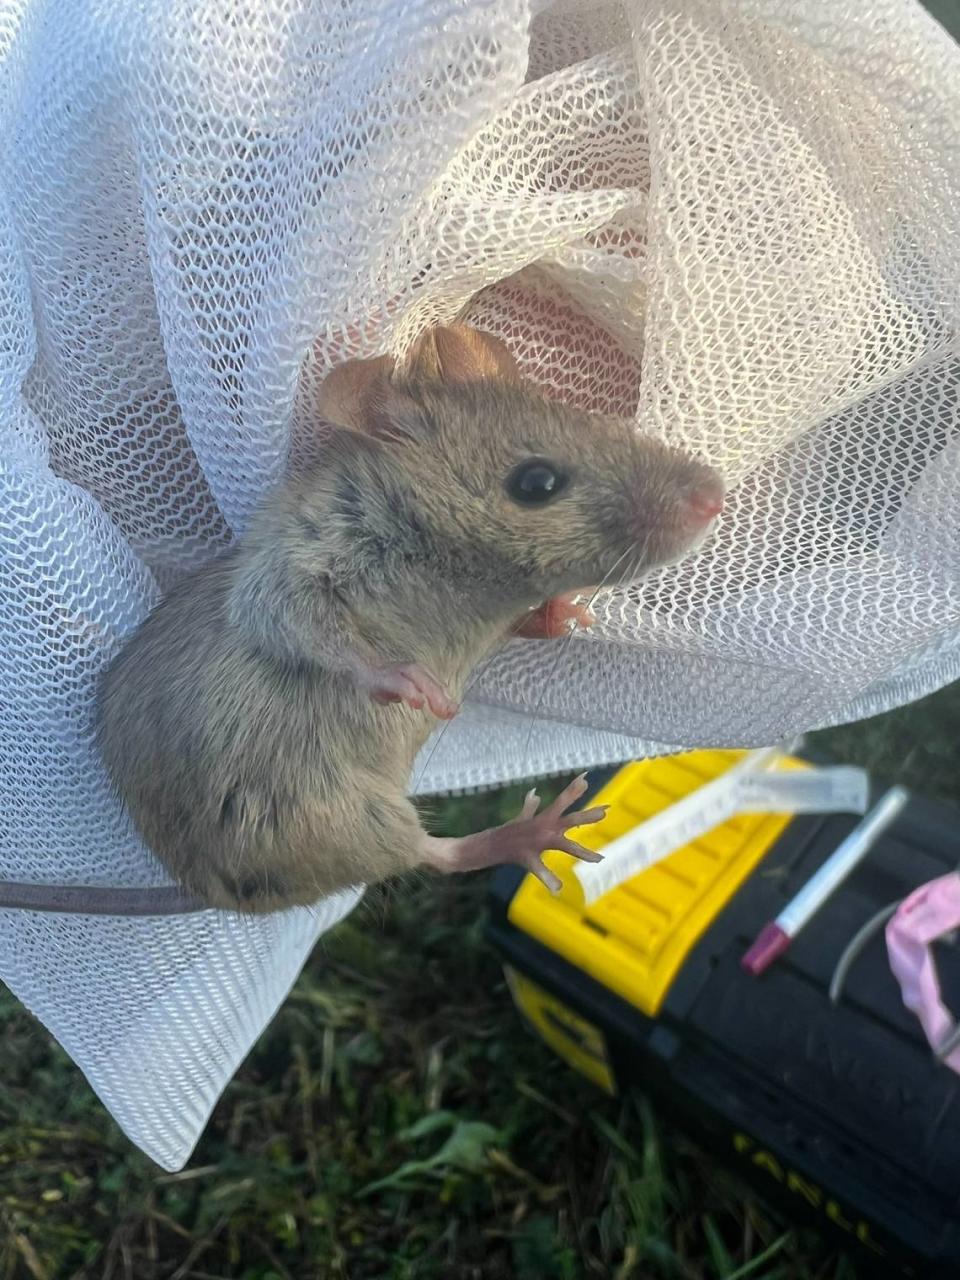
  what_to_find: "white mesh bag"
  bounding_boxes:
[1,0,958,1168]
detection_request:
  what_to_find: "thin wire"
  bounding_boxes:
[409,639,513,797]
[515,538,646,786]
[936,1021,960,1062]
[828,899,901,1005]
[830,870,960,1063]
[411,541,639,798]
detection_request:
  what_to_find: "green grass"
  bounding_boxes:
[2,682,959,1279]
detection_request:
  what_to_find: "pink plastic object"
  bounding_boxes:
[886,874,960,1074]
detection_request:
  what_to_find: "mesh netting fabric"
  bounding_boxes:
[1,0,958,1167]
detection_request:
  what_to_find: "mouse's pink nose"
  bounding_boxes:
[679,476,725,528]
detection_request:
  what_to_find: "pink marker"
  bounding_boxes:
[741,786,909,977]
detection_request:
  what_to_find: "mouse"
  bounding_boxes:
[91,323,724,914]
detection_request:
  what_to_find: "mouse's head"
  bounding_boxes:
[316,325,724,611]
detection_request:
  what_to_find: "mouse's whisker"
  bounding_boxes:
[623,530,651,590]
[618,523,655,594]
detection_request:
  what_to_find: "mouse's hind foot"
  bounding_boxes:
[422,774,606,892]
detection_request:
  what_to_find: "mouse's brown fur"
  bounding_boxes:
[96,326,722,912]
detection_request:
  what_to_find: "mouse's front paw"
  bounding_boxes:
[362,661,458,720]
[511,593,595,640]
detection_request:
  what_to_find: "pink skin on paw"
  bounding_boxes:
[359,661,458,719]
[511,594,595,641]
[423,773,607,892]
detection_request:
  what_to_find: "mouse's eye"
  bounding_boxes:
[506,458,569,506]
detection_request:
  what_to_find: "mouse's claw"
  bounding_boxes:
[361,661,458,720]
[422,774,608,890]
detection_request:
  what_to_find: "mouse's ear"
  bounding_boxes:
[316,353,394,432]
[317,353,425,444]
[405,324,523,387]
